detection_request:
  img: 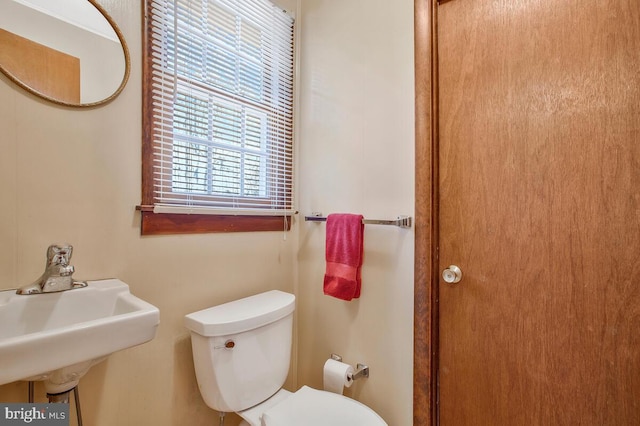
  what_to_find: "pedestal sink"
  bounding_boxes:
[0,279,160,394]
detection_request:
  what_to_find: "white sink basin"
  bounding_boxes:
[0,279,159,393]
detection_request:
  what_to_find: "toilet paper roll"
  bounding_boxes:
[323,358,355,395]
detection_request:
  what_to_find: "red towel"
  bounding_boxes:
[323,213,364,301]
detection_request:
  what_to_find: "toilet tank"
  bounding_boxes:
[184,290,295,413]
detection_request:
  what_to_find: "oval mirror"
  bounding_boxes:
[0,0,130,107]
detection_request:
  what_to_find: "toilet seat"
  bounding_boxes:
[238,389,292,425]
[245,386,387,426]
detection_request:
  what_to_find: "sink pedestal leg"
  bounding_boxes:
[73,386,83,426]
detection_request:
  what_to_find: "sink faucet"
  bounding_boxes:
[16,244,88,295]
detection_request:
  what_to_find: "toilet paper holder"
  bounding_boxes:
[331,353,369,381]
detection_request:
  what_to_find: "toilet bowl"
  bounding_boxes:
[184,290,387,426]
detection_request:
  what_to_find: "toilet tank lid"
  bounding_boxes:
[184,290,295,337]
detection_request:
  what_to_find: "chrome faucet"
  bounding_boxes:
[16,244,87,295]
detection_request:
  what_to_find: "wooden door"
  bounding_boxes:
[437,0,640,424]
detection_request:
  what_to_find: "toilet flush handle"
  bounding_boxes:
[214,339,235,349]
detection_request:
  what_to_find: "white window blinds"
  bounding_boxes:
[148,0,294,215]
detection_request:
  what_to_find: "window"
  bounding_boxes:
[141,0,295,234]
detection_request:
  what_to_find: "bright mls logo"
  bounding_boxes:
[0,404,68,426]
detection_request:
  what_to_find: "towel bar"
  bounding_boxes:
[304,214,412,228]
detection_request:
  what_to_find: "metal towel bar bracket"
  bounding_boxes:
[305,213,412,228]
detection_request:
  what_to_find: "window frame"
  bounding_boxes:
[140,0,294,235]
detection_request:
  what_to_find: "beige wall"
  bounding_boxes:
[0,1,294,425]
[0,0,414,425]
[296,0,415,424]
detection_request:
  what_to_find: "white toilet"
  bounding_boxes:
[184,290,387,426]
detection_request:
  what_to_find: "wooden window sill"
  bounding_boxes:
[140,211,292,235]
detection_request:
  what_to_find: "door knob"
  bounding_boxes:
[442,265,462,283]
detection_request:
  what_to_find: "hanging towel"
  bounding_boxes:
[323,213,364,301]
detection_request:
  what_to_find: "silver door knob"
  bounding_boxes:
[442,265,462,284]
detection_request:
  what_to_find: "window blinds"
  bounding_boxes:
[148,0,294,215]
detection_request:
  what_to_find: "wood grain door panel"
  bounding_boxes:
[437,1,640,424]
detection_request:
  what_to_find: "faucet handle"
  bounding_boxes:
[47,244,73,266]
